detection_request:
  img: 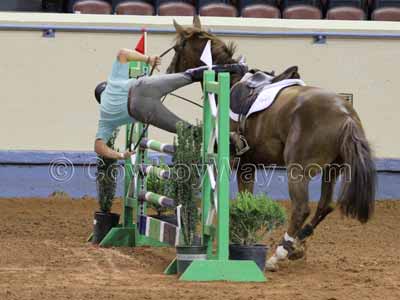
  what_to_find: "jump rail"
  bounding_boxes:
[98,60,266,282]
[98,60,181,248]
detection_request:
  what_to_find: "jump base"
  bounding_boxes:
[99,225,169,248]
[179,260,266,282]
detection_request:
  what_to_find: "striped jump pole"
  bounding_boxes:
[140,138,175,155]
[138,191,176,208]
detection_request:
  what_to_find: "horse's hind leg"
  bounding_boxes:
[265,171,310,271]
[297,165,339,241]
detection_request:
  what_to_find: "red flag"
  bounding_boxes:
[135,33,145,54]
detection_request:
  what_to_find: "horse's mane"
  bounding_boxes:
[178,28,237,64]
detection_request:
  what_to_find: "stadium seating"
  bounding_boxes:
[371,0,400,20]
[115,1,154,15]
[239,1,281,18]
[8,0,400,20]
[73,0,112,13]
[241,4,281,17]
[326,0,366,19]
[326,6,365,19]
[199,0,238,16]
[372,6,400,20]
[281,0,322,19]
[158,1,196,16]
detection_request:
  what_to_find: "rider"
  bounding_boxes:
[94,48,248,160]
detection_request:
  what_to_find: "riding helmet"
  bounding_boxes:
[94,81,107,104]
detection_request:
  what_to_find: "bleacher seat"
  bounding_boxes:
[326,6,365,18]
[200,3,238,16]
[372,6,400,19]
[371,0,400,20]
[73,0,112,13]
[158,1,196,15]
[326,0,365,19]
[68,0,111,12]
[283,5,322,18]
[115,1,154,15]
[241,1,281,18]
[281,0,322,19]
[236,0,281,18]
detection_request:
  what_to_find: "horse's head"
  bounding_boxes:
[167,16,237,74]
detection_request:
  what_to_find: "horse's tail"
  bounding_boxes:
[338,117,376,223]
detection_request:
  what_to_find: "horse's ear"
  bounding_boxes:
[193,15,201,29]
[173,19,184,34]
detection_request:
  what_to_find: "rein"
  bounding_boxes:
[149,45,174,76]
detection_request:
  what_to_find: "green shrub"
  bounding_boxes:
[169,122,202,246]
[230,191,286,245]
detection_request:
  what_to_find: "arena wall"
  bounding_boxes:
[0,12,399,198]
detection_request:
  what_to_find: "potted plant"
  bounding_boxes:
[170,122,204,273]
[229,191,287,270]
[92,129,120,244]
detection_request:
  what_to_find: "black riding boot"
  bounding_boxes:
[185,63,248,82]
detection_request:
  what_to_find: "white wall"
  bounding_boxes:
[0,13,399,158]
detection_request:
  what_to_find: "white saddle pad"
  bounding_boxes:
[230,79,306,122]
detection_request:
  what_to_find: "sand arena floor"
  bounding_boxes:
[1,197,399,300]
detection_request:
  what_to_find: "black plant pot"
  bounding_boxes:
[229,244,268,271]
[150,214,178,226]
[92,212,120,244]
[176,245,207,274]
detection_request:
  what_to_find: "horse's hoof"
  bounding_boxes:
[287,249,305,260]
[265,260,279,272]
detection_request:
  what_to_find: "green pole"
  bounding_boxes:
[202,70,215,258]
[216,72,230,261]
[123,125,134,227]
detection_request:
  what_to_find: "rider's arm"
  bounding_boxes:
[94,138,132,160]
[94,119,133,160]
[117,48,161,68]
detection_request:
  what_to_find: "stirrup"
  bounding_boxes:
[235,135,250,156]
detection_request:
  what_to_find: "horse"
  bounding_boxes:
[167,16,376,271]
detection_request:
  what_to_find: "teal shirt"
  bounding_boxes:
[95,60,136,142]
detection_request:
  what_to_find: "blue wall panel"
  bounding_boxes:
[0,151,399,200]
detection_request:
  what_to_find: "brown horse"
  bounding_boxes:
[167,17,376,271]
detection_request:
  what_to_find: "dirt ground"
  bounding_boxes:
[0,197,399,300]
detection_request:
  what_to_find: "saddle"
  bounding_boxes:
[230,66,301,156]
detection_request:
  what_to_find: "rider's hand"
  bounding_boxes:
[148,56,161,71]
[119,151,135,160]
